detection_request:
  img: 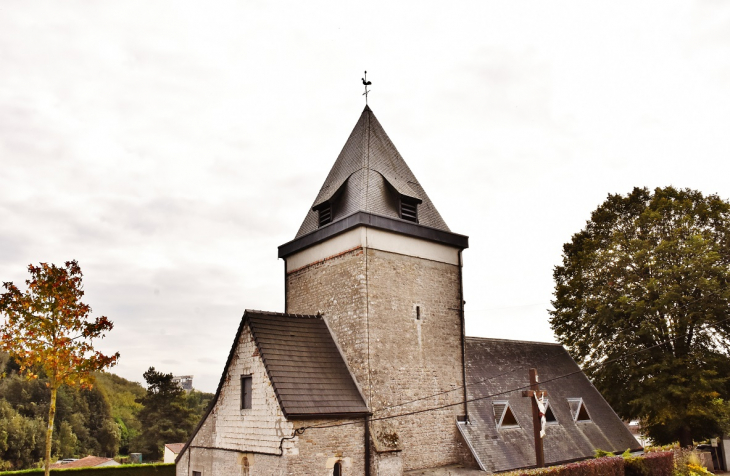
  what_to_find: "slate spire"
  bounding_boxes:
[295,106,450,238]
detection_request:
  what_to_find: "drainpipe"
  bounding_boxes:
[283,258,288,313]
[364,416,371,476]
[458,249,468,421]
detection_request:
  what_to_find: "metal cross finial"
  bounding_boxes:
[361,71,372,104]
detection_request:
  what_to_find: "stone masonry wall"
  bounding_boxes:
[289,419,366,475]
[366,248,466,471]
[286,247,370,397]
[178,419,364,476]
[286,245,469,472]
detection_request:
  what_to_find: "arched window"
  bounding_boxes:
[333,461,342,476]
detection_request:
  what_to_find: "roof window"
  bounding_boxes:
[568,398,591,422]
[493,400,519,429]
[544,399,558,425]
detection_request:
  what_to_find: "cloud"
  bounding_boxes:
[1,1,730,392]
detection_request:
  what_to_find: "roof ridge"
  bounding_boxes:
[465,336,563,347]
[245,309,321,319]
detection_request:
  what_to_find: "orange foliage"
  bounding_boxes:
[0,260,119,388]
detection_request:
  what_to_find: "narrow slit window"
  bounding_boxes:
[241,375,252,410]
[493,400,519,429]
[416,306,421,320]
[400,199,418,223]
[568,398,591,422]
[318,204,332,227]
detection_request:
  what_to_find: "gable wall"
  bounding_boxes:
[177,323,292,476]
[177,322,367,476]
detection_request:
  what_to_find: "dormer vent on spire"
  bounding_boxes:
[294,105,448,238]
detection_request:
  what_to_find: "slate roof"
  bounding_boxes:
[247,310,370,417]
[295,105,450,238]
[458,337,641,473]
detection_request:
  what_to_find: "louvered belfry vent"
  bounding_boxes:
[401,199,418,223]
[318,204,332,227]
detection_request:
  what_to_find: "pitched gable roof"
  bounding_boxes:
[247,310,369,417]
[295,105,449,238]
[165,443,185,454]
[177,309,369,463]
[458,337,640,473]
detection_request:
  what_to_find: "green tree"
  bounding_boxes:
[0,399,45,470]
[0,261,119,475]
[133,367,196,460]
[54,421,77,459]
[94,371,145,455]
[550,187,730,447]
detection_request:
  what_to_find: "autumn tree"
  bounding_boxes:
[0,261,119,475]
[550,187,730,447]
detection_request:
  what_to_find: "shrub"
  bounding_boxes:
[503,451,674,476]
[595,450,616,458]
[672,448,715,476]
[508,456,625,476]
[640,451,672,476]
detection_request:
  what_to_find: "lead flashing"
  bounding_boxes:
[278,211,469,259]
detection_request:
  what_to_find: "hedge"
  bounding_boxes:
[509,451,674,476]
[625,451,673,476]
[0,463,175,476]
[513,456,625,476]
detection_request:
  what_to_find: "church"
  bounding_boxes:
[175,106,639,475]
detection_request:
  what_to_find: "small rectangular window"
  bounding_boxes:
[193,472,202,476]
[241,375,252,410]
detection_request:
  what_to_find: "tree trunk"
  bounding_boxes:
[44,385,58,476]
[679,426,693,448]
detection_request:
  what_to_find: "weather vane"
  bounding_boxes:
[362,71,372,104]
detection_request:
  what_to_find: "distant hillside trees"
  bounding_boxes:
[551,187,730,447]
[0,359,213,470]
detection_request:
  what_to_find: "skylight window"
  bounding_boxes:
[493,400,519,429]
[568,398,591,422]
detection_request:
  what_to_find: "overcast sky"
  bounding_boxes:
[2,1,730,392]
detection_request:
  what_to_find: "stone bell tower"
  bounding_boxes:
[278,106,470,472]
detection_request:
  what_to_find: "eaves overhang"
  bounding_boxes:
[278,211,469,259]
